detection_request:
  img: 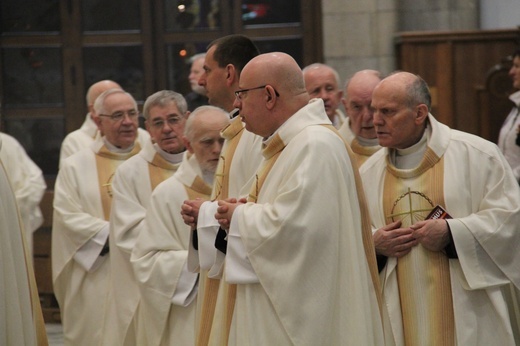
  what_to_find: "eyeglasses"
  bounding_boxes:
[99,109,139,122]
[150,116,183,129]
[234,85,280,101]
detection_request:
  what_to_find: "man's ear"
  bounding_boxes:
[225,64,236,86]
[93,114,103,131]
[415,103,429,125]
[183,136,194,154]
[265,85,277,110]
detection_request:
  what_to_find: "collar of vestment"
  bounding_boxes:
[351,137,381,157]
[384,114,450,179]
[262,98,330,159]
[174,151,212,196]
[221,115,244,140]
[248,99,331,203]
[96,137,141,159]
[148,141,184,168]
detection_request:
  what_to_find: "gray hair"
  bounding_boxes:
[184,105,229,141]
[189,53,206,64]
[302,63,341,87]
[406,75,431,111]
[142,90,188,120]
[93,89,136,115]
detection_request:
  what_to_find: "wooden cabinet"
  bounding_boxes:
[396,28,520,142]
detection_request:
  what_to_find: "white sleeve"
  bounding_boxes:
[171,262,199,307]
[225,204,258,284]
[73,223,109,272]
[197,201,220,271]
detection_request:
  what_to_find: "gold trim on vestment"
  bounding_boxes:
[350,138,380,166]
[196,116,244,346]
[95,143,141,220]
[383,149,454,346]
[148,152,179,191]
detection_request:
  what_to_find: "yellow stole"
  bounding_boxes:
[185,175,212,200]
[196,116,245,346]
[383,148,454,346]
[248,133,285,203]
[95,143,141,220]
[350,138,380,167]
[148,152,179,191]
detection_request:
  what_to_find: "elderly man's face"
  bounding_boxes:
[343,82,377,139]
[233,78,273,138]
[189,57,206,95]
[371,83,421,149]
[145,103,186,154]
[304,67,342,121]
[187,114,227,173]
[96,93,138,149]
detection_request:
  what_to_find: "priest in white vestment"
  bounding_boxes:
[59,80,121,166]
[338,69,382,167]
[180,34,264,345]
[52,89,143,346]
[101,90,190,345]
[131,105,230,345]
[0,132,46,253]
[361,71,520,346]
[0,138,47,346]
[303,62,346,128]
[215,52,385,345]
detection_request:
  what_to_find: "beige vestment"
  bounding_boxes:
[0,132,46,252]
[101,139,181,346]
[52,136,141,346]
[361,114,520,345]
[131,152,212,345]
[225,99,385,345]
[0,140,47,346]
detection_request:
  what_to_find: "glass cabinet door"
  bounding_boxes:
[1,0,322,177]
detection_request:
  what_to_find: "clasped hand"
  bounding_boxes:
[215,198,247,231]
[374,219,450,258]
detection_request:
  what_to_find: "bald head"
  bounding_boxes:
[86,80,122,113]
[371,71,430,149]
[244,52,307,96]
[235,52,309,137]
[375,71,431,111]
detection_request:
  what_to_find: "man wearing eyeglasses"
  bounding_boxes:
[180,34,263,345]
[214,52,385,344]
[303,63,346,128]
[52,89,146,346]
[100,90,190,346]
[131,105,230,345]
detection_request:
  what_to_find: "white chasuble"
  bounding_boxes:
[226,99,384,345]
[101,139,180,346]
[131,153,211,346]
[361,114,520,346]
[52,137,140,346]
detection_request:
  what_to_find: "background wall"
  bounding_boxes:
[321,0,518,86]
[480,0,520,29]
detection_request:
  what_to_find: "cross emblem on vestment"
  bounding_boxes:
[387,187,434,224]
